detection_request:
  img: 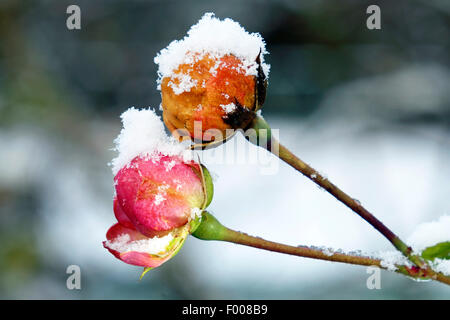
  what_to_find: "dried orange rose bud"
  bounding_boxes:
[155,13,270,144]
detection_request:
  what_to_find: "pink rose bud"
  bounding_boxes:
[103,154,213,269]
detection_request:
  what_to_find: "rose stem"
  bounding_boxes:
[247,115,428,269]
[193,212,450,286]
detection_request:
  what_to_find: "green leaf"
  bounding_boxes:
[421,241,450,261]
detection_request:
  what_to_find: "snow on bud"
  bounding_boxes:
[104,107,214,270]
[104,223,182,268]
[155,12,269,145]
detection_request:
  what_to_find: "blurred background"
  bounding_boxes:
[0,0,449,299]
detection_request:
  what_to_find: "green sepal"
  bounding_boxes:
[192,211,229,241]
[189,213,203,235]
[139,225,193,280]
[246,115,273,150]
[140,267,153,280]
[187,161,214,210]
[200,165,214,209]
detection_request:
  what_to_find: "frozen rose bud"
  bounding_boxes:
[104,154,212,269]
[161,53,267,143]
[114,154,209,237]
[105,107,214,271]
[155,13,270,145]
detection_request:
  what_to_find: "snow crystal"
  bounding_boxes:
[110,108,194,175]
[173,179,183,191]
[164,160,176,172]
[190,207,202,219]
[154,12,270,92]
[153,184,170,205]
[105,233,174,254]
[154,194,166,206]
[322,247,334,256]
[430,259,450,276]
[168,73,198,95]
[221,103,236,114]
[307,245,337,256]
[307,245,414,272]
[373,250,412,272]
[407,215,450,252]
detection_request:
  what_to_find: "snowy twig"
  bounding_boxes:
[248,115,436,274]
[193,212,450,286]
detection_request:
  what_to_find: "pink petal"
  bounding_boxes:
[113,197,134,229]
[114,155,204,236]
[103,223,172,268]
